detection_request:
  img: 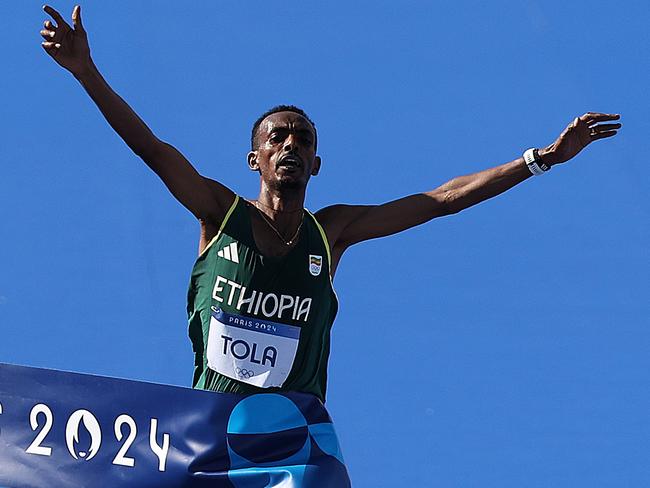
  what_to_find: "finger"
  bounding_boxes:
[591,130,618,141]
[40,29,56,41]
[583,112,621,124]
[43,5,71,30]
[43,19,56,30]
[591,123,622,132]
[41,41,62,56]
[72,5,85,33]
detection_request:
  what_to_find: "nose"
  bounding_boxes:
[282,133,297,153]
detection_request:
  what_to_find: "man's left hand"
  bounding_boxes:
[539,112,621,167]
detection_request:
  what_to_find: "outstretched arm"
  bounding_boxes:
[40,5,233,223]
[317,112,621,269]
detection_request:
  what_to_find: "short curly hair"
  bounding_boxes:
[251,105,317,150]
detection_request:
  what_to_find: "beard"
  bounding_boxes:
[277,177,303,190]
[268,172,306,192]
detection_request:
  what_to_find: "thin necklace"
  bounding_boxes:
[255,199,304,214]
[254,202,304,246]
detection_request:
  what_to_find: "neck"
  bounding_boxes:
[256,183,306,215]
[253,185,306,245]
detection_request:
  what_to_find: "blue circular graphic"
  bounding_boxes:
[227,394,307,435]
[226,393,349,487]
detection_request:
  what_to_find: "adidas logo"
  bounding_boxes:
[217,242,239,263]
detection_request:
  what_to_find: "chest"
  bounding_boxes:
[200,209,303,259]
[200,230,328,332]
[248,215,301,258]
[202,207,327,291]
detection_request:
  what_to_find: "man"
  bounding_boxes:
[40,0,620,435]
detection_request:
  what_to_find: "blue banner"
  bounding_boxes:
[0,363,350,487]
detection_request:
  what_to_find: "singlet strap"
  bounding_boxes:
[305,210,332,272]
[199,195,240,258]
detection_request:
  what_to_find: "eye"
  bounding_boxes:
[298,133,313,146]
[269,133,284,144]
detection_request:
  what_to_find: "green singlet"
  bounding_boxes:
[187,195,338,402]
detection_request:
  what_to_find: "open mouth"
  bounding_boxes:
[277,155,302,169]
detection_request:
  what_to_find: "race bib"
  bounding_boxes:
[206,307,301,388]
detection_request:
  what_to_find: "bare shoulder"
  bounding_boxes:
[313,204,343,227]
[314,204,373,246]
[314,204,348,242]
[197,178,237,255]
[314,204,370,226]
[202,176,237,224]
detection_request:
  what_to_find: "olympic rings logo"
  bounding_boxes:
[235,367,255,379]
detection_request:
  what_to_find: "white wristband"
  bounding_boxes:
[523,148,549,176]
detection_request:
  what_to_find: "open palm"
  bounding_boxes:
[40,5,91,76]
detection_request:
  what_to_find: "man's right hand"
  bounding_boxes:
[41,5,91,77]
[38,4,234,245]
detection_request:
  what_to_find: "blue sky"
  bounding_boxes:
[2,1,649,486]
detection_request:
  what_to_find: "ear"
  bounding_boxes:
[311,155,321,176]
[247,151,259,172]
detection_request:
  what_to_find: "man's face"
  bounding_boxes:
[248,112,320,191]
